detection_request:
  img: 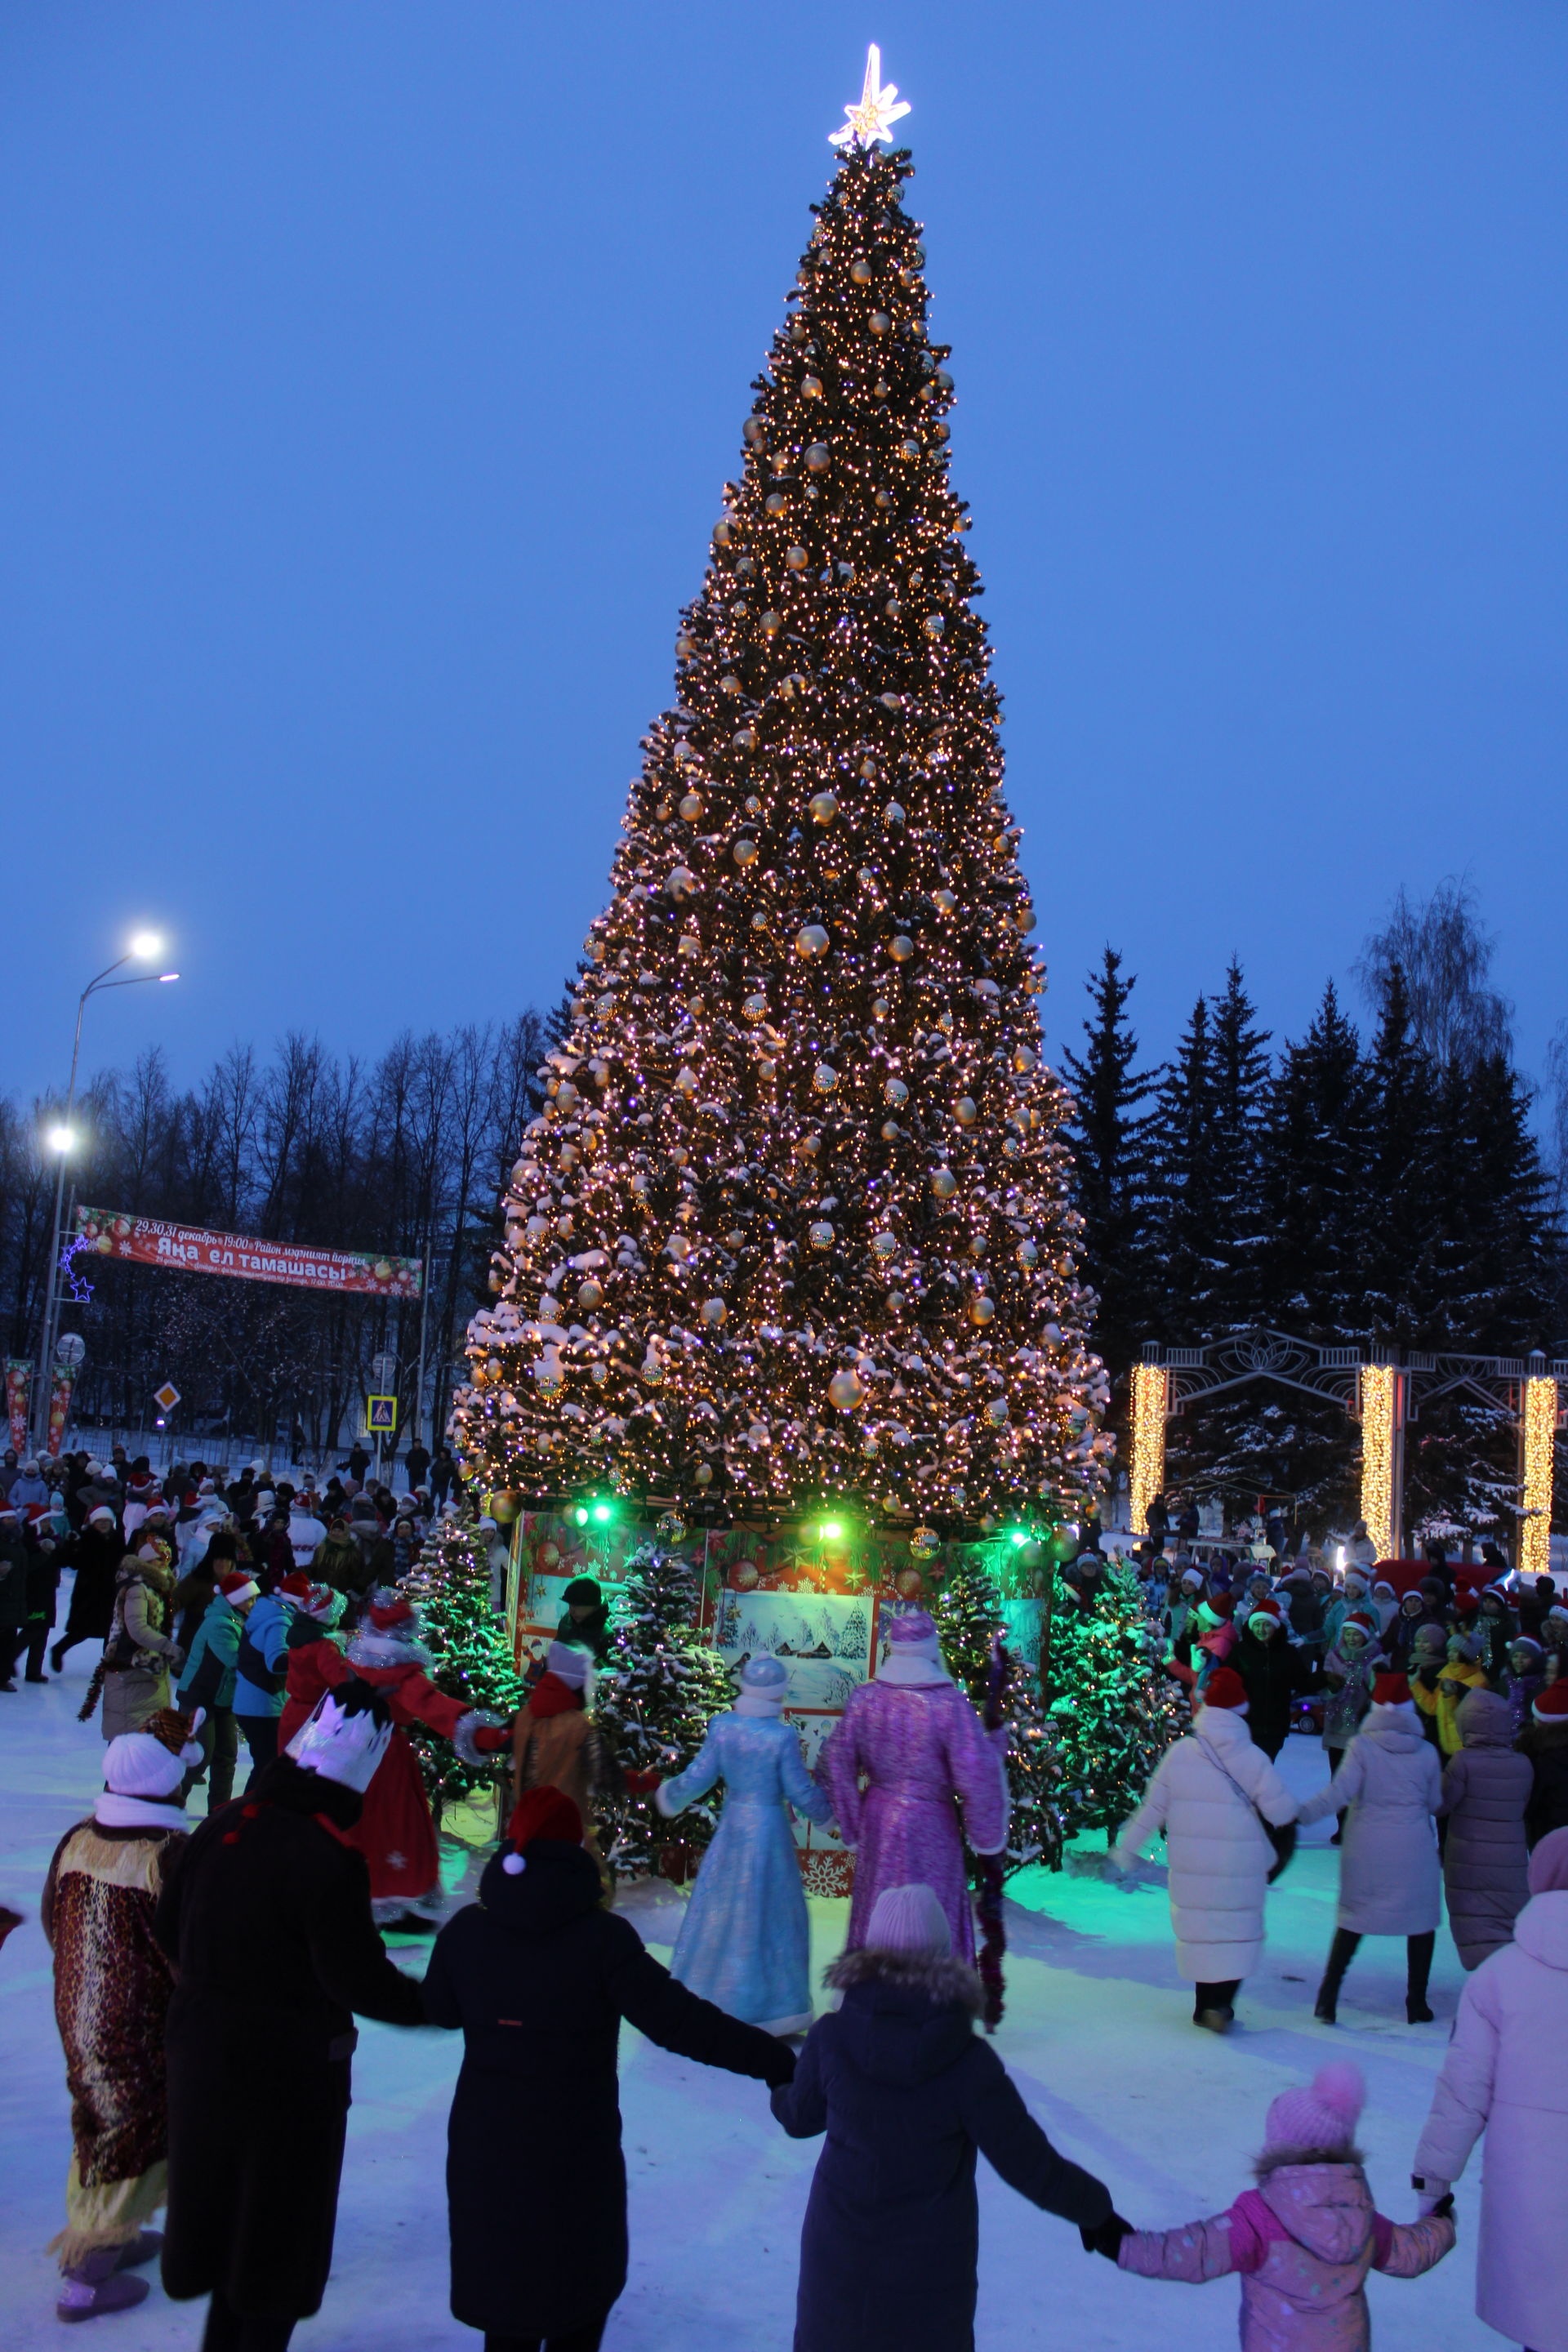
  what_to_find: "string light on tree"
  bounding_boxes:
[454,60,1108,1535]
[1358,1364,1398,1561]
[1518,1372,1558,1578]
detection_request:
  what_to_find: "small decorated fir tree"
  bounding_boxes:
[1046,1558,1180,1840]
[399,1515,524,1811]
[594,1544,736,1879]
[934,1552,1001,1704]
[936,1552,1062,1878]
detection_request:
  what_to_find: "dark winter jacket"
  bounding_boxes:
[154,1756,425,2322]
[1521,1720,1568,1850]
[555,1600,614,1664]
[310,1529,369,1596]
[59,1524,122,1641]
[421,1840,793,2339]
[1232,1628,1303,1760]
[772,1947,1111,2352]
[1278,1571,1325,1649]
[1439,1691,1533,1969]
[0,1524,27,1632]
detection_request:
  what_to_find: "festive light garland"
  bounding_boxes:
[453,134,1109,1535]
[1519,1374,1557,1579]
[1127,1362,1168,1539]
[1359,1364,1397,1561]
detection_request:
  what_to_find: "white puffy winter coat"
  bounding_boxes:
[1412,1887,1568,2352]
[1113,1705,1296,1982]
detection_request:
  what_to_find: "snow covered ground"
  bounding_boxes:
[1,1623,1494,2352]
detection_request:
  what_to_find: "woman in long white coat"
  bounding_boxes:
[1110,1666,1296,2031]
[1412,1825,1568,2352]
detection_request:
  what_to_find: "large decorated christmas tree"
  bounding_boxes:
[456,56,1110,1535]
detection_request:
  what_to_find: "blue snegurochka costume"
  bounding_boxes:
[656,1654,836,2034]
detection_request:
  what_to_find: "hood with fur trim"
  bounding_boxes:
[822,1946,982,2087]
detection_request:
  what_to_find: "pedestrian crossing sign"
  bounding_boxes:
[367,1394,398,1433]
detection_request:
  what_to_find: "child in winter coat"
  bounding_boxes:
[1114,2060,1454,2350]
[1503,1636,1548,1739]
[1435,1633,1489,1757]
[1321,1613,1382,1768]
[773,1882,1116,2352]
[1405,1622,1448,1748]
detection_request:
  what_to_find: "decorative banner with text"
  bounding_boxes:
[5,1361,30,1454]
[72,1208,423,1299]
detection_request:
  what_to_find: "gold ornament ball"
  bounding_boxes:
[742,994,768,1023]
[986,1396,1010,1427]
[827,1367,864,1410]
[732,726,757,751]
[889,933,914,962]
[969,1295,996,1325]
[955,1097,978,1125]
[555,1080,579,1112]
[745,794,763,815]
[924,613,945,638]
[871,311,891,335]
[849,256,873,285]
[880,1120,901,1143]
[804,443,831,473]
[872,996,890,1021]
[590,1361,608,1385]
[733,837,758,866]
[679,791,703,821]
[1013,1045,1036,1074]
[720,672,742,696]
[813,1062,838,1093]
[931,1167,957,1199]
[883,1077,908,1107]
[808,790,839,825]
[764,492,786,514]
[666,865,695,899]
[577,1278,604,1310]
[786,545,809,570]
[802,374,823,398]
[760,609,782,635]
[1016,1239,1039,1267]
[910,1526,940,1561]
[694,1462,714,1486]
[871,1230,898,1259]
[796,924,831,959]
[1016,905,1037,934]
[886,1288,907,1310]
[808,1220,835,1251]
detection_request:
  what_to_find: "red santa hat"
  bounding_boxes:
[1454,1589,1481,1618]
[1533,1682,1568,1726]
[367,1594,418,1635]
[1341,1610,1380,1642]
[1197,1593,1236,1628]
[1201,1666,1249,1712]
[1246,1597,1284,1630]
[1371,1671,1413,1711]
[499,1784,584,1876]
[216,1569,260,1608]
[279,1570,341,1623]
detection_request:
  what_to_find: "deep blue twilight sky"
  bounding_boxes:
[4,5,1564,1113]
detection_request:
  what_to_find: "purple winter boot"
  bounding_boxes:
[56,2246,152,2323]
[114,2231,163,2270]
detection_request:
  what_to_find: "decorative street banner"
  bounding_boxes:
[45,1362,78,1459]
[506,1510,1050,1897]
[5,1361,30,1454]
[72,1207,424,1299]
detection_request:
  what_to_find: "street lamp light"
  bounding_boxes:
[33,934,180,1448]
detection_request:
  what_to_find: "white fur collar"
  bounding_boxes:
[347,1625,430,1670]
[95,1793,189,1832]
[875,1650,952,1688]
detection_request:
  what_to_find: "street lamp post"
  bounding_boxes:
[33,937,179,1450]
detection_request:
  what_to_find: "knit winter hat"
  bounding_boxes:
[1201,1666,1249,1711]
[887,1609,942,1655]
[1447,1632,1485,1665]
[1371,1671,1413,1710]
[1533,1682,1568,1725]
[500,1785,584,1874]
[864,1882,952,1956]
[1411,1622,1449,1656]
[216,1570,259,1607]
[1509,1636,1544,1662]
[1527,1825,1568,1895]
[103,1708,205,1799]
[562,1576,603,1606]
[546,1640,593,1687]
[1263,2061,1365,2155]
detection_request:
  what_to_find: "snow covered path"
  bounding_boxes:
[2,1650,1493,2352]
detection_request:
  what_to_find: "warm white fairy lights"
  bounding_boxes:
[1359,1364,1397,1561]
[1128,1362,1168,1539]
[1519,1374,1557,1578]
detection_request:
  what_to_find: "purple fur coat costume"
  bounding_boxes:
[817,1611,1008,1962]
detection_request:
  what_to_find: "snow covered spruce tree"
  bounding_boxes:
[455,100,1108,1537]
[1047,1557,1183,1841]
[594,1544,735,1878]
[398,1515,523,1811]
[936,1552,1062,1876]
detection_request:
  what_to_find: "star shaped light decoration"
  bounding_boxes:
[829,44,911,149]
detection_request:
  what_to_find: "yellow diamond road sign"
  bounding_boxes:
[154,1382,181,1414]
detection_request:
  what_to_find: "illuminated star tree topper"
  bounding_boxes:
[830,45,911,151]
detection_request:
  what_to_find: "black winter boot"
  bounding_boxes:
[1314,1928,1361,2024]
[1406,1930,1436,2023]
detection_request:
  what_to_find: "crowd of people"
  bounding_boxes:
[8,1457,1568,2352]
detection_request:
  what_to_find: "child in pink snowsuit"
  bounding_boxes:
[1114,2062,1454,2349]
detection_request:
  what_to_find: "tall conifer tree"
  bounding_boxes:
[1061,948,1158,1377]
[457,114,1107,1530]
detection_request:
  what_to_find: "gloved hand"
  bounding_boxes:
[762,2038,797,2090]
[1412,2174,1452,2218]
[1080,2212,1131,2261]
[470,1720,514,1755]
[1428,2192,1455,2222]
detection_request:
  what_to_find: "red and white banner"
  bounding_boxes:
[73,1207,423,1298]
[5,1361,30,1454]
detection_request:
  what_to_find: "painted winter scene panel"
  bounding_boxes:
[715,1589,871,1711]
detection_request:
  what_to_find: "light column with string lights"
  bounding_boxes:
[1128,1358,1169,1540]
[1358,1362,1404,1561]
[1517,1362,1558,1579]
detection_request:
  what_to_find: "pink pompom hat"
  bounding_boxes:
[1264,2061,1365,2155]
